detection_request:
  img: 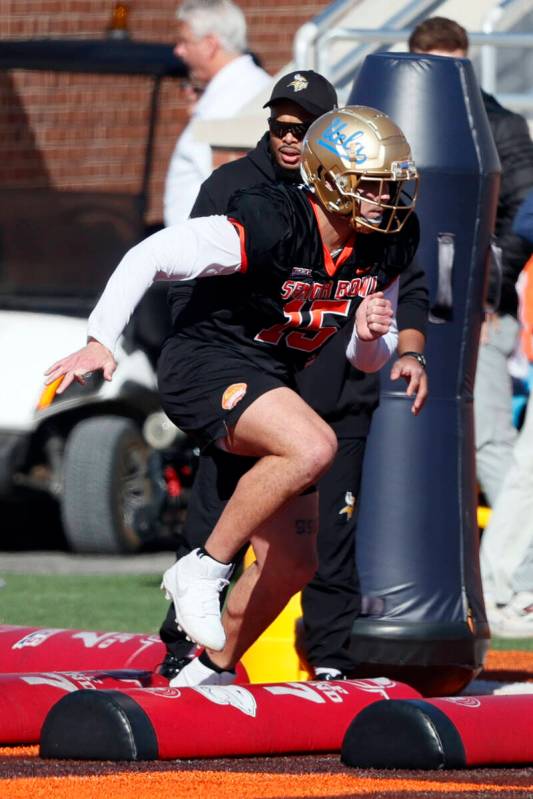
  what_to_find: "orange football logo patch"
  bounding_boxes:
[221,382,248,410]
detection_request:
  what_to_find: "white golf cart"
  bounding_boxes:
[0,38,195,553]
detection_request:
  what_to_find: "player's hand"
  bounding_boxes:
[44,339,116,395]
[390,355,428,416]
[355,292,394,341]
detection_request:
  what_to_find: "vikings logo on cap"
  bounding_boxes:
[287,73,309,93]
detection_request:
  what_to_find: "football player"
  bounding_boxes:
[45,106,421,687]
[158,72,428,685]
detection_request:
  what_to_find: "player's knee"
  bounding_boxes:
[297,428,337,484]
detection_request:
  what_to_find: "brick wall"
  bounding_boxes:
[0,0,329,223]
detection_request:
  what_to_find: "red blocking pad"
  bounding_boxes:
[0,625,248,683]
[342,695,533,769]
[40,677,421,760]
[426,695,533,766]
[0,669,167,744]
[0,625,166,672]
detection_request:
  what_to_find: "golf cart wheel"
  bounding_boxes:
[61,416,150,554]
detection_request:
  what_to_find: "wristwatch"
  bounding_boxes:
[400,351,427,369]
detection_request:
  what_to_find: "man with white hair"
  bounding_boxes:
[164,0,271,225]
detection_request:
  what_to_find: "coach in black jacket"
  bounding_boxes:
[159,70,429,680]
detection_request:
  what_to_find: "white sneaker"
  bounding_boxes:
[169,656,236,687]
[490,592,533,638]
[161,548,233,651]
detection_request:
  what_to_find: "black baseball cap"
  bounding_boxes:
[263,70,338,117]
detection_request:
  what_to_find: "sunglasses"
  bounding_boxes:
[268,118,311,140]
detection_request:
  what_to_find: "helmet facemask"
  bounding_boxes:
[331,164,418,234]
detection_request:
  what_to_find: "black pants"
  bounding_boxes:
[159,436,366,672]
[301,435,365,672]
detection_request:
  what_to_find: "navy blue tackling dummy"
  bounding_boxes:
[348,53,500,694]
[44,106,420,689]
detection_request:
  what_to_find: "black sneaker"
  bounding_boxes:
[157,652,194,681]
[313,667,348,681]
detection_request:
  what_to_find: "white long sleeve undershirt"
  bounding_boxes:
[345,278,399,372]
[87,216,242,353]
[87,215,399,373]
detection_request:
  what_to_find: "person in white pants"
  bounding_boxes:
[481,189,533,637]
[481,396,533,636]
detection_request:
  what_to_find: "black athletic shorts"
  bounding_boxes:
[158,335,295,448]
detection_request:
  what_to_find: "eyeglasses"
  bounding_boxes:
[268,118,311,140]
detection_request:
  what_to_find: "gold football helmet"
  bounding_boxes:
[300,105,418,234]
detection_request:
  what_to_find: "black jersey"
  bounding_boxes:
[169,183,419,372]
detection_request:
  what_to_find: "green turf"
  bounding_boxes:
[2,572,533,652]
[488,636,533,651]
[0,573,168,633]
